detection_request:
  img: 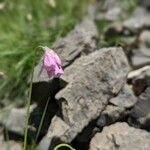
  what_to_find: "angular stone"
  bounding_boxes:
[128,87,150,130]
[57,47,129,126]
[53,18,98,68]
[125,31,150,69]
[132,30,150,68]
[130,47,150,69]
[139,30,150,47]
[90,122,150,150]
[3,105,36,136]
[0,129,22,150]
[123,7,150,33]
[128,66,150,80]
[101,0,119,10]
[38,47,130,150]
[110,84,137,108]
[105,7,123,22]
[0,138,22,150]
[128,66,150,95]
[37,116,70,150]
[96,105,125,128]
[97,84,137,128]
[95,0,131,22]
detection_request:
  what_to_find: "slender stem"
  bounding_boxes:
[35,96,50,142]
[23,61,34,150]
[5,129,10,150]
[23,46,42,150]
[53,144,75,150]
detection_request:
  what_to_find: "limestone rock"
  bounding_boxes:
[123,7,150,33]
[0,133,22,150]
[130,31,150,68]
[3,105,36,137]
[96,0,131,22]
[90,122,150,150]
[53,18,98,68]
[96,105,125,128]
[128,66,150,95]
[139,30,150,47]
[128,87,150,130]
[0,140,22,150]
[37,116,70,150]
[97,84,137,128]
[110,84,137,108]
[131,48,150,69]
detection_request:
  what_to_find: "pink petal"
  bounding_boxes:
[44,52,55,67]
[54,66,64,77]
[43,46,64,78]
[43,53,56,76]
[43,47,61,64]
[53,53,62,65]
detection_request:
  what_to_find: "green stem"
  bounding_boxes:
[23,46,42,150]
[23,61,34,150]
[35,96,50,142]
[5,129,10,150]
[53,144,75,150]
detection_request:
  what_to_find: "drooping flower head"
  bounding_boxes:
[43,46,64,78]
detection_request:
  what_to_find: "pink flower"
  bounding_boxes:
[43,46,64,78]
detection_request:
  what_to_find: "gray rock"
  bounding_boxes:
[53,18,98,68]
[130,30,150,68]
[3,105,36,136]
[101,0,119,10]
[131,48,150,69]
[138,0,150,10]
[38,47,130,150]
[96,105,125,128]
[97,84,137,128]
[138,45,150,57]
[110,84,137,108]
[139,30,150,47]
[0,140,22,150]
[33,18,98,83]
[96,7,123,22]
[128,87,150,130]
[131,31,150,68]
[0,133,22,150]
[123,7,150,33]
[90,122,150,150]
[95,0,131,22]
[105,7,123,22]
[128,66,150,95]
[37,116,70,150]
[128,66,150,80]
